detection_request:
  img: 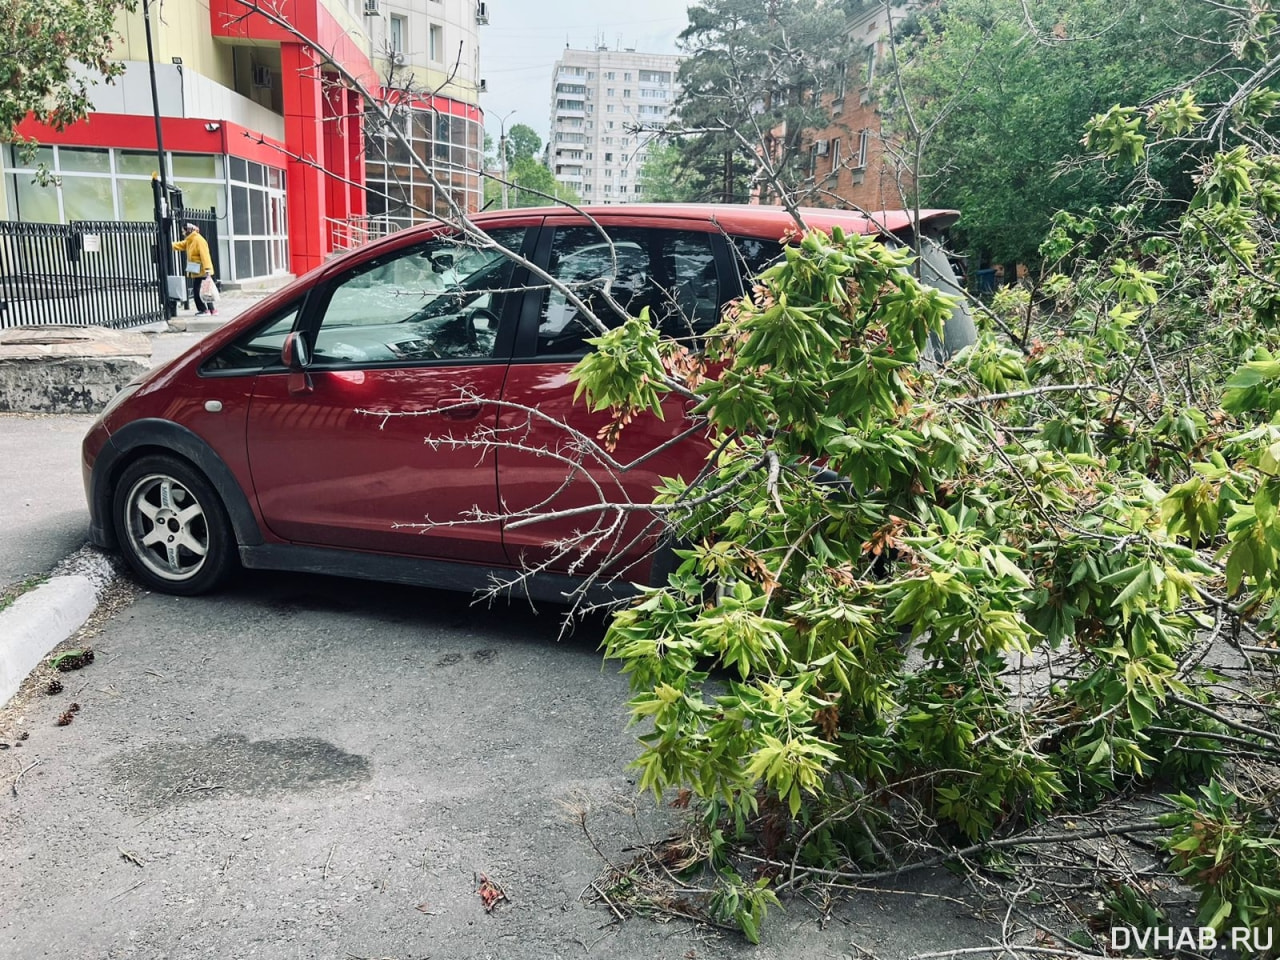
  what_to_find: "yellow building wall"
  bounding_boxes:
[112,0,236,88]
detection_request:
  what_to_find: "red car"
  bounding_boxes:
[82,204,975,599]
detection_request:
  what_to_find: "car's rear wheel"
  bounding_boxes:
[113,455,235,595]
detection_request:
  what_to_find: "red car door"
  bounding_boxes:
[497,218,723,580]
[245,227,530,563]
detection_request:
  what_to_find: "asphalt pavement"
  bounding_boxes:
[0,572,993,959]
[0,412,97,592]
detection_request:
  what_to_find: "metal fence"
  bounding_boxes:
[0,220,166,329]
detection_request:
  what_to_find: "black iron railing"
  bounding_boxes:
[0,219,167,329]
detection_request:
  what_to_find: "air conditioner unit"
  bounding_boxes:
[815,139,830,157]
[363,0,379,16]
[390,52,406,66]
[475,2,489,24]
[478,78,488,93]
[252,64,273,89]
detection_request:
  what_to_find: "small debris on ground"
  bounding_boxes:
[55,710,75,727]
[476,873,508,912]
[50,648,95,672]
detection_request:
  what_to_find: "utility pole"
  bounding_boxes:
[142,0,175,319]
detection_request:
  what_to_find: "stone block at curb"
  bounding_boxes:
[0,575,99,707]
[0,356,149,414]
[0,325,151,414]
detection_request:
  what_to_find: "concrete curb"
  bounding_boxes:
[0,548,116,707]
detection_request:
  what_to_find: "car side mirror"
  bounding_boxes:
[281,331,311,371]
[281,331,313,396]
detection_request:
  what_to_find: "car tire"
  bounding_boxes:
[113,454,236,596]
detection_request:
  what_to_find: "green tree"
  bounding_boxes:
[1,0,133,155]
[567,1,1280,944]
[673,0,851,204]
[485,123,579,208]
[508,154,580,207]
[502,122,542,164]
[637,141,704,202]
[879,0,1224,266]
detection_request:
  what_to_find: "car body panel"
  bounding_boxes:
[245,363,509,562]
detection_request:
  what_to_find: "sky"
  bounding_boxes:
[479,1,692,149]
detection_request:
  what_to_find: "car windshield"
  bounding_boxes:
[321,237,512,330]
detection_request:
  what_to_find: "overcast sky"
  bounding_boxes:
[480,1,692,148]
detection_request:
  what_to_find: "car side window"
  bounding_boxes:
[536,227,721,357]
[727,235,784,292]
[311,228,522,366]
[203,301,301,372]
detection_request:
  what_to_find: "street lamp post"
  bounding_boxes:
[496,110,516,210]
[142,0,175,320]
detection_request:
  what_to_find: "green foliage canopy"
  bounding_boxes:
[1,0,133,151]
[880,0,1223,265]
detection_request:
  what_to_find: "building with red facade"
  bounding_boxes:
[1,0,488,285]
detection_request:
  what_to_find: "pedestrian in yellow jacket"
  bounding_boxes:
[172,223,217,316]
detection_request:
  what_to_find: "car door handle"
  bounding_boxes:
[437,400,483,421]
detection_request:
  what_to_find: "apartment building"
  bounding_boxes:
[548,47,683,205]
[804,3,910,212]
[1,0,487,282]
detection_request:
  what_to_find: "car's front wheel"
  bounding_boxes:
[113,455,235,595]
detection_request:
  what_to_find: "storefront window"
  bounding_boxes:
[172,154,220,179]
[10,175,60,221]
[117,150,160,176]
[365,103,482,226]
[59,148,111,174]
[61,175,115,220]
[116,178,155,221]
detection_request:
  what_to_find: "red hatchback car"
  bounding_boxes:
[82,204,975,600]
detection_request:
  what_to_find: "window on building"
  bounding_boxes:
[605,71,615,80]
[623,89,631,98]
[634,183,643,195]
[619,185,627,194]
[855,128,870,168]
[604,152,613,161]
[389,15,405,53]
[430,23,444,61]
[864,42,877,85]
[623,72,631,81]
[585,152,593,160]
[830,138,841,173]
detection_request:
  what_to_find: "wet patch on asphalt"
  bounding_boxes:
[106,734,371,808]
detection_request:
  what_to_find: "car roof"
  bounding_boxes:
[319,203,961,284]
[465,203,959,238]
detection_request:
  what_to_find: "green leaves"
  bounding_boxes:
[570,312,669,418]
[1083,105,1147,165]
[1161,781,1280,936]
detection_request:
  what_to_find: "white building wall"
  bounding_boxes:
[76,61,286,141]
[361,0,485,105]
[548,47,683,205]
